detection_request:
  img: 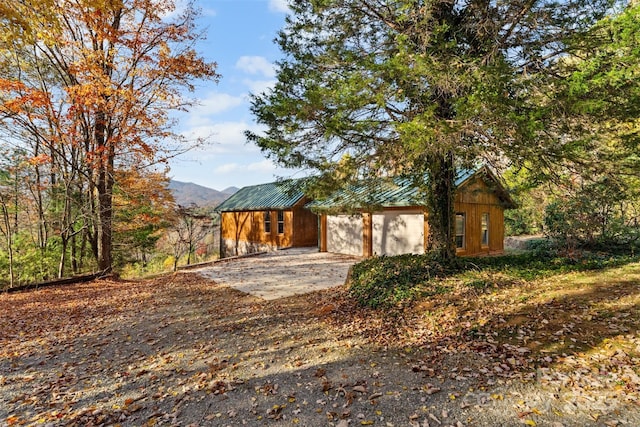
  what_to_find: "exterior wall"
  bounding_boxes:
[455,177,504,206]
[220,238,274,258]
[454,177,506,256]
[292,205,319,247]
[220,211,271,257]
[220,206,317,258]
[372,210,425,256]
[321,177,508,257]
[326,214,363,256]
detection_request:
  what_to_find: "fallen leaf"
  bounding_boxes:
[353,385,367,393]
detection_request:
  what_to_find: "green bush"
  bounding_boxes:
[348,248,640,309]
[543,178,640,252]
[348,253,463,308]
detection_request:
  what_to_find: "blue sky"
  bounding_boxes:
[168,0,297,191]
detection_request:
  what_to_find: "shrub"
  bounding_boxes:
[544,178,640,252]
[348,253,461,308]
[348,248,639,309]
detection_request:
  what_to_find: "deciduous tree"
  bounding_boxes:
[0,0,219,274]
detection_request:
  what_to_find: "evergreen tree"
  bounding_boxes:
[248,0,621,258]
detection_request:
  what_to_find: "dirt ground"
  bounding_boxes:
[1,269,639,426]
[194,248,360,300]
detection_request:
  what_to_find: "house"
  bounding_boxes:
[215,180,318,258]
[309,166,516,257]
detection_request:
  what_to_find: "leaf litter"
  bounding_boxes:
[0,263,639,426]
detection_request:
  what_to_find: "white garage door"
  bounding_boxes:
[326,214,363,256]
[372,211,424,256]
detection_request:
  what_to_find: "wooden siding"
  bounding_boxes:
[292,205,319,247]
[455,177,504,206]
[320,177,508,258]
[454,178,505,256]
[220,210,292,252]
[453,202,504,256]
[319,214,328,252]
[220,205,317,257]
[363,213,373,257]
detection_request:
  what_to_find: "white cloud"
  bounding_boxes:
[268,0,289,13]
[181,121,263,155]
[197,92,244,116]
[248,159,277,173]
[236,56,276,78]
[214,159,276,177]
[214,163,241,174]
[243,79,277,95]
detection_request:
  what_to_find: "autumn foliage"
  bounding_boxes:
[0,0,219,283]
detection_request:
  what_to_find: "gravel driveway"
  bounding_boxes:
[193,248,361,300]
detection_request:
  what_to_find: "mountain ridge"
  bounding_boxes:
[168,180,237,208]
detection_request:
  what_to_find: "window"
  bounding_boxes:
[455,213,465,249]
[277,210,285,234]
[264,211,271,233]
[481,213,489,247]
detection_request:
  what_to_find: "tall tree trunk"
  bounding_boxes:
[93,8,121,273]
[33,148,47,251]
[425,152,456,260]
[96,178,113,271]
[1,201,15,288]
[71,229,78,274]
[95,112,114,272]
[81,225,90,271]
[58,239,67,278]
[58,184,73,278]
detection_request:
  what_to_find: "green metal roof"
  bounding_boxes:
[215,179,306,212]
[309,166,515,212]
[308,176,422,212]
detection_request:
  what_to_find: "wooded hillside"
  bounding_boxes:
[0,0,219,287]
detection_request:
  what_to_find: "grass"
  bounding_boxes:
[339,250,640,408]
[347,249,640,382]
[313,251,635,423]
[348,249,640,308]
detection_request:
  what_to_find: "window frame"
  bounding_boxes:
[277,210,285,234]
[264,211,271,234]
[455,212,466,250]
[481,212,489,247]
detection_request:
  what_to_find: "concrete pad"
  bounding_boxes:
[194,247,361,300]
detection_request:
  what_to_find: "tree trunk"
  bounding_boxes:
[1,200,15,288]
[58,239,67,279]
[80,226,90,271]
[93,9,121,273]
[71,230,78,274]
[95,140,114,272]
[425,152,456,260]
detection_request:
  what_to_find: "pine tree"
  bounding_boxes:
[248,0,621,258]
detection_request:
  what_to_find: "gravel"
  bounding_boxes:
[1,272,638,426]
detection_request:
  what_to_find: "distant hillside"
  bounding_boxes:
[222,186,239,195]
[168,180,235,208]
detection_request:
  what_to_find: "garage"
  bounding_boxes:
[372,210,425,256]
[326,214,363,256]
[313,167,516,257]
